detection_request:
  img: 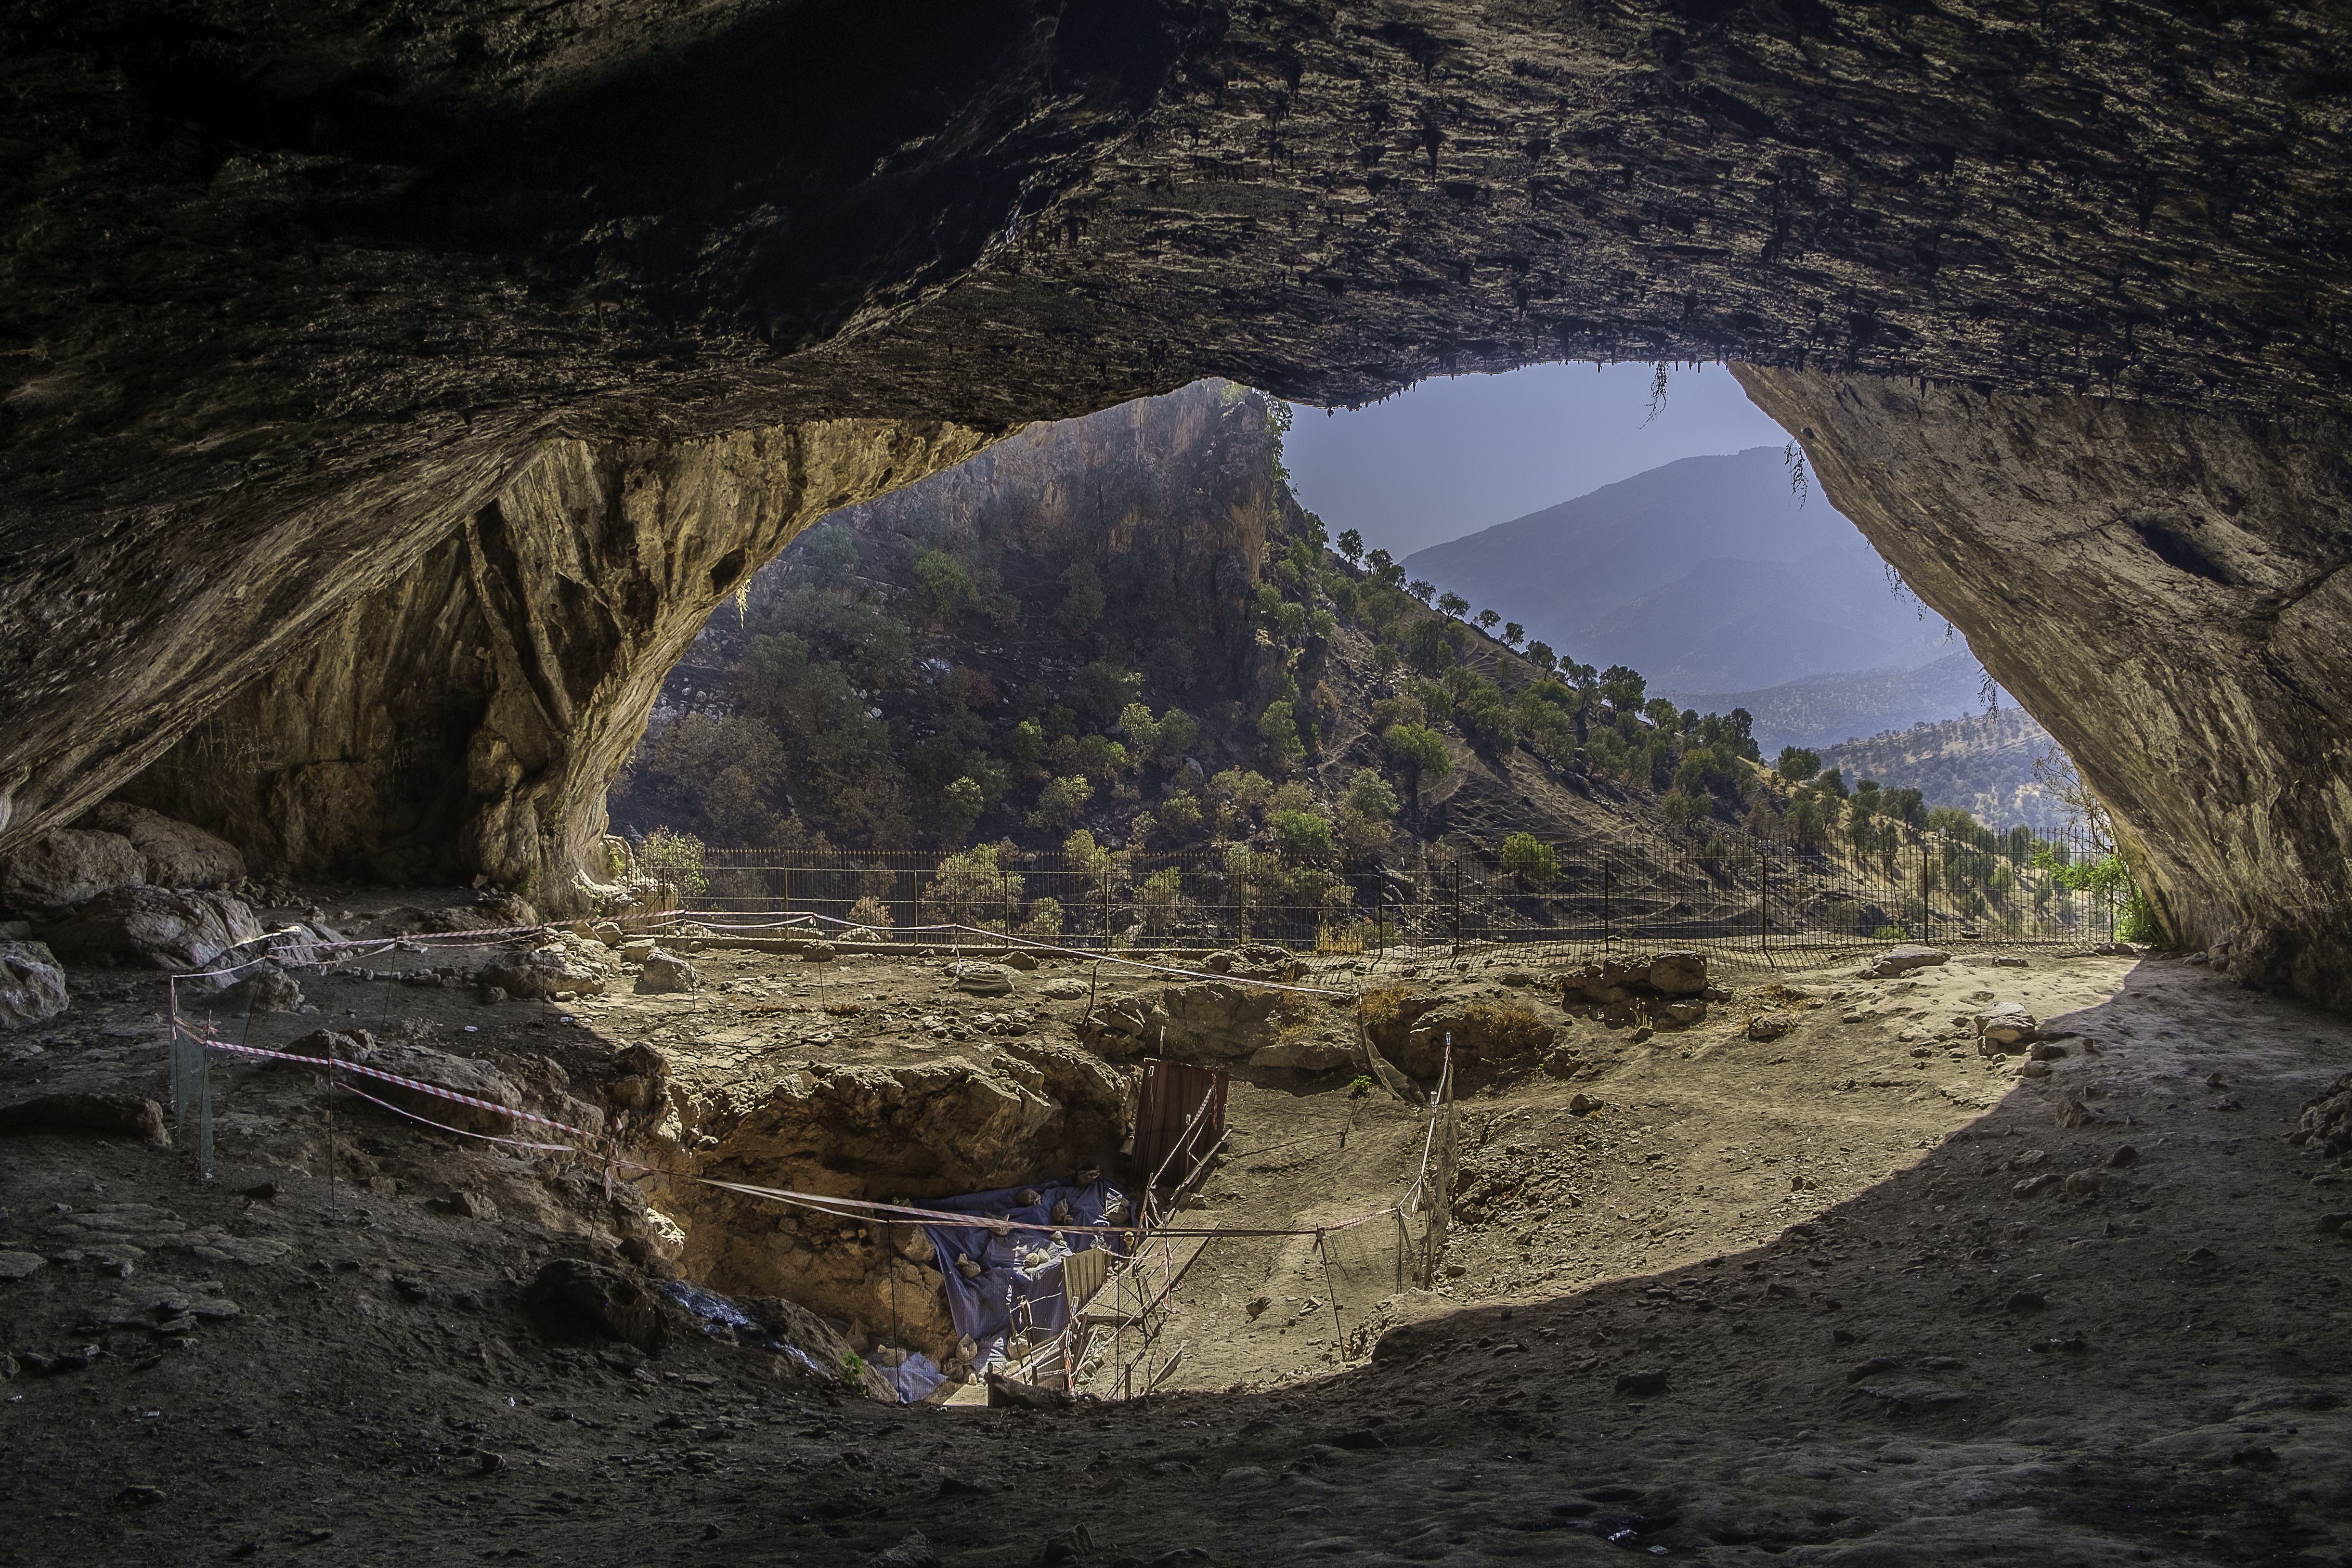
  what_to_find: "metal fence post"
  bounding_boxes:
[1759,841,1770,951]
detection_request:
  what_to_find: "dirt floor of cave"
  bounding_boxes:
[2,885,2350,1566]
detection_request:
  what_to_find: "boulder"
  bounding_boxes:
[1974,1002,2040,1050]
[1039,977,1088,1000]
[525,1259,670,1350]
[479,939,613,999]
[0,1092,168,1145]
[634,949,700,994]
[227,960,305,1014]
[0,939,68,1031]
[1862,944,1951,979]
[1247,1037,1359,1073]
[1001,949,1039,971]
[1646,951,1708,997]
[1131,980,1290,1061]
[952,963,1014,997]
[616,936,658,962]
[800,940,839,963]
[39,888,263,978]
[0,829,144,915]
[76,803,246,888]
[1746,1011,1796,1041]
[1658,1000,1707,1027]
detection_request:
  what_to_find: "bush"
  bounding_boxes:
[839,1350,867,1390]
[941,776,985,839]
[1348,1074,1374,1098]
[1056,560,1106,634]
[1459,1001,1554,1054]
[1499,831,1559,883]
[1025,896,1066,936]
[1384,723,1452,789]
[1030,774,1093,829]
[1343,768,1400,822]
[1258,700,1303,762]
[1138,866,1184,935]
[1871,924,1909,940]
[846,894,894,931]
[1271,808,1336,865]
[638,828,710,898]
[1157,793,1203,836]
[913,548,976,615]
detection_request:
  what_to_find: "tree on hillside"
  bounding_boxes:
[1384,722,1452,805]
[1475,609,1501,634]
[1502,622,1524,648]
[1524,640,1555,672]
[1436,590,1468,618]
[1599,664,1646,711]
[913,547,977,617]
[1776,746,1822,783]
[1366,547,1394,577]
[1336,528,1364,566]
[1410,580,1438,604]
[1499,831,1559,885]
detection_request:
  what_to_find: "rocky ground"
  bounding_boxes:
[1,882,2348,1567]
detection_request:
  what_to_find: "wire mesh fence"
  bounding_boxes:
[682,818,2126,976]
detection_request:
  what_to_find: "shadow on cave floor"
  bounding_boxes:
[1,943,2348,1568]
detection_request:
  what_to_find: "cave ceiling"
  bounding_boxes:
[2,0,2350,992]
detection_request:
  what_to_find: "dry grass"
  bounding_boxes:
[1357,984,1412,1031]
[1459,1000,1555,1054]
[822,1002,864,1017]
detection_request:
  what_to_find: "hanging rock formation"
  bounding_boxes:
[2,2,2350,994]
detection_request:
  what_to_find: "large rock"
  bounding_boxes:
[1247,1037,1360,1073]
[39,888,263,979]
[0,829,143,915]
[525,1259,670,1350]
[634,950,699,995]
[1974,1002,2040,1051]
[480,939,614,999]
[75,803,245,889]
[0,1093,168,1146]
[1646,952,1708,997]
[1862,945,1951,980]
[0,940,67,1032]
[278,1030,524,1136]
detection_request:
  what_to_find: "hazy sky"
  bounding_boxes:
[1281,361,1793,558]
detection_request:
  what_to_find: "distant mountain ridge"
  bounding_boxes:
[1667,651,2006,755]
[1819,708,2068,835]
[1402,447,1948,691]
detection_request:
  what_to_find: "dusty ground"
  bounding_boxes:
[2,889,2349,1567]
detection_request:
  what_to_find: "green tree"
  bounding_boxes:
[1437,590,1470,619]
[1599,665,1646,710]
[1336,528,1364,565]
[1408,580,1437,604]
[1661,790,1700,826]
[1055,560,1106,634]
[1499,831,1559,883]
[941,776,985,840]
[913,548,976,616]
[1501,622,1524,648]
[1271,808,1336,865]
[1031,774,1093,829]
[1776,746,1822,783]
[1343,767,1400,822]
[638,828,710,899]
[1475,609,1501,634]
[1384,723,1452,801]
[1259,700,1304,763]
[1523,640,1555,672]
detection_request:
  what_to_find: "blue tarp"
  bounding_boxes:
[879,1351,947,1404]
[919,1175,1130,1358]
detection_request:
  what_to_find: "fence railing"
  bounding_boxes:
[661,820,2124,970]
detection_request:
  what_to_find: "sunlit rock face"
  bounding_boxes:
[3,3,2350,987]
[1739,368,2352,1009]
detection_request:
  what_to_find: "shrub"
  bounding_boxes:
[1384,723,1452,790]
[1357,984,1412,1032]
[1157,793,1203,836]
[1138,866,1184,935]
[1348,1074,1374,1098]
[1030,774,1093,829]
[1258,700,1303,762]
[1661,790,1700,826]
[913,548,976,615]
[1499,831,1559,883]
[941,776,985,839]
[1871,924,1909,941]
[1055,560,1106,633]
[1025,896,1066,936]
[846,894,894,931]
[839,1350,867,1390]
[1271,808,1336,865]
[638,828,710,898]
[1344,768,1400,822]
[930,844,1022,924]
[1459,1001,1554,1054]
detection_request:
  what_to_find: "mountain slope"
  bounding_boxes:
[1819,709,2067,834]
[1400,447,1945,685]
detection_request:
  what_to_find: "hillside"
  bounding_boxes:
[1401,447,1947,691]
[1669,650,2008,754]
[1818,707,2068,834]
[610,382,1800,906]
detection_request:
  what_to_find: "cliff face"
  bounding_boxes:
[3,2,2351,997]
[1738,368,2352,1006]
[118,421,991,912]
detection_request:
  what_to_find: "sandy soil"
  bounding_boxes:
[2,890,2348,1567]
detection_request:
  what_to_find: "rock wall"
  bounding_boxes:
[1737,368,2352,1009]
[115,420,990,911]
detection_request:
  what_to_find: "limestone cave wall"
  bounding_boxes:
[1738,368,2352,1006]
[117,420,991,912]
